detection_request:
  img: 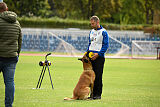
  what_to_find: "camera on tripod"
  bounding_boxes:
[36,53,54,89]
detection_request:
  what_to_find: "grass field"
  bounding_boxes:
[0,55,160,107]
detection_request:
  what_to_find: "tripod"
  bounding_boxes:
[36,53,54,89]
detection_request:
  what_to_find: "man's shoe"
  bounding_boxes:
[88,97,93,100]
[93,96,101,100]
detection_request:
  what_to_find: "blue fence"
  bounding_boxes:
[21,33,160,54]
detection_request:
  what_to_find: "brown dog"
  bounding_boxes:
[64,54,95,100]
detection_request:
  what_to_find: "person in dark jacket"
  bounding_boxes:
[0,2,22,107]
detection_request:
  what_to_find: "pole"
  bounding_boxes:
[36,66,45,89]
[48,66,54,89]
[38,66,47,88]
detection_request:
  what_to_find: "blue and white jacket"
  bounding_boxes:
[87,25,109,57]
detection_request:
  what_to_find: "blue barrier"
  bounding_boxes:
[21,34,160,53]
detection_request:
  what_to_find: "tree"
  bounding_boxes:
[94,0,122,22]
[5,0,51,17]
[5,0,160,24]
[52,0,121,21]
[120,0,145,24]
[143,0,160,24]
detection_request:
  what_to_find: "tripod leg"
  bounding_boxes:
[36,66,45,89]
[47,66,54,89]
[39,66,47,88]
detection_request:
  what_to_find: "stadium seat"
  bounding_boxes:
[141,37,145,41]
[136,37,140,41]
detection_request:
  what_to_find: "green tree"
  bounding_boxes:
[120,0,160,24]
[94,0,122,22]
[53,0,121,21]
[143,0,160,24]
[5,0,160,24]
[5,0,51,17]
[120,0,145,24]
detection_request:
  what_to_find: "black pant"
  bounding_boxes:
[91,56,105,97]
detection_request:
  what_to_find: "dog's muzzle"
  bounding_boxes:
[78,58,88,63]
[78,58,82,61]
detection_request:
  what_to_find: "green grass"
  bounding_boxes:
[0,55,160,107]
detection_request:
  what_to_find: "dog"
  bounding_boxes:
[64,52,95,100]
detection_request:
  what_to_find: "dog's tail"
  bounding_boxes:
[64,96,78,100]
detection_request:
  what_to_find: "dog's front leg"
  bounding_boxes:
[90,83,94,98]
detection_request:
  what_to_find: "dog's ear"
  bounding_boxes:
[84,59,88,63]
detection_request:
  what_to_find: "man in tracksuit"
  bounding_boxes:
[0,2,22,107]
[87,16,109,100]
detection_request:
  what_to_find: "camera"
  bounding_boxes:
[36,53,54,89]
[39,53,52,66]
[39,61,51,66]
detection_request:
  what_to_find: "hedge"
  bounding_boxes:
[18,17,160,31]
